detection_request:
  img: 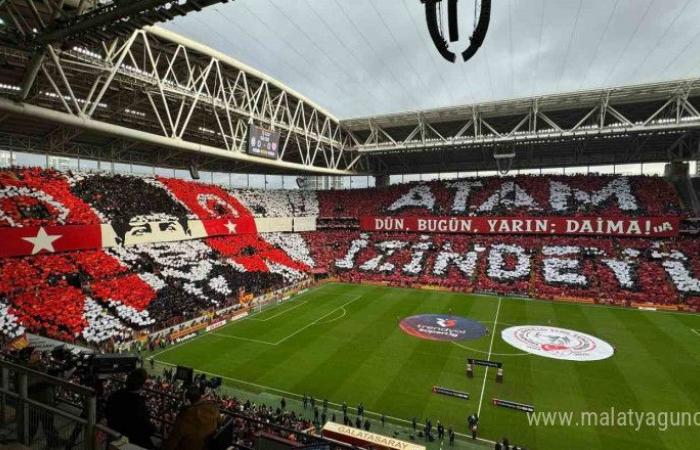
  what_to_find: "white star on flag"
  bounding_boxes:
[22,227,61,255]
[224,221,237,234]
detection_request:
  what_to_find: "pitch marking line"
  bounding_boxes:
[208,296,362,347]
[150,285,330,359]
[249,301,308,322]
[211,333,277,346]
[152,359,497,446]
[316,307,347,325]
[477,297,501,417]
[150,332,210,359]
[244,285,331,321]
[692,329,700,337]
[274,295,361,345]
[154,294,362,356]
[451,341,529,357]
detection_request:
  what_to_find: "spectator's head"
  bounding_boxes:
[18,346,39,363]
[126,368,148,391]
[186,385,203,404]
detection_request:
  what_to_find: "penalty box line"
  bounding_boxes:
[274,295,362,345]
[150,286,330,358]
[244,283,332,321]
[248,301,308,322]
[214,295,363,347]
[152,359,497,446]
[245,285,357,322]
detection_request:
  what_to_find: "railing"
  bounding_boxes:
[103,376,353,450]
[0,358,119,450]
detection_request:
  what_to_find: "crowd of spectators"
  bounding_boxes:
[3,167,699,450]
[305,231,700,309]
[1,169,686,231]
[228,188,318,218]
[0,167,320,346]
[0,344,321,450]
[0,168,317,231]
[100,368,316,450]
[0,167,102,227]
[316,174,684,219]
[0,234,310,346]
[1,166,698,347]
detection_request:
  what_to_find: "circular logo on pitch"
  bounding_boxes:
[400,314,487,341]
[501,325,614,361]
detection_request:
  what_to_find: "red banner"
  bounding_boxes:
[199,216,257,236]
[360,215,680,237]
[0,216,260,258]
[0,224,103,258]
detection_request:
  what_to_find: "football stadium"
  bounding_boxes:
[0,2,699,450]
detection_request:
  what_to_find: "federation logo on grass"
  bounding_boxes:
[501,325,614,361]
[400,314,487,341]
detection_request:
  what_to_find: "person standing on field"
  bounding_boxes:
[468,413,479,440]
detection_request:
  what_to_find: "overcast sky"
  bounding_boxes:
[165,0,700,119]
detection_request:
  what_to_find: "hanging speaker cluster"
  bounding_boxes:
[189,164,200,180]
[421,0,491,63]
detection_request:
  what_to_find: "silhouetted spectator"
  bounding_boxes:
[163,385,219,450]
[106,368,155,449]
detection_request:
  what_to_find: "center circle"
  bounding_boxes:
[399,314,488,341]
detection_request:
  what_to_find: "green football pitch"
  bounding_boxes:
[152,282,700,450]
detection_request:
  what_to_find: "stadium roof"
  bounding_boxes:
[165,0,700,120]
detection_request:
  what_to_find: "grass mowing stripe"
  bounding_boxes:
[293,288,413,404]
[611,309,700,413]
[354,291,452,420]
[477,297,501,417]
[150,283,700,449]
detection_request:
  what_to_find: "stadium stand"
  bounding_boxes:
[4,3,700,449]
[0,166,699,450]
[0,349,338,450]
[0,167,698,349]
[306,231,700,308]
[316,175,684,219]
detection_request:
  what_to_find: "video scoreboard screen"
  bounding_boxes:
[248,124,280,159]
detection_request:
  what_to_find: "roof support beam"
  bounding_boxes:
[0,96,356,175]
